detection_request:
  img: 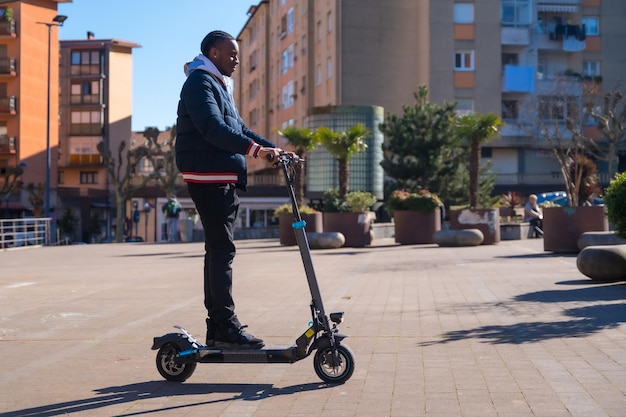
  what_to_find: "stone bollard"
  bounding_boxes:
[306,232,345,249]
[577,244,626,281]
[434,229,483,247]
[578,231,626,251]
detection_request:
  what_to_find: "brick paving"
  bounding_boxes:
[0,237,625,417]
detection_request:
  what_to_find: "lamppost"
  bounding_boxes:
[37,15,67,219]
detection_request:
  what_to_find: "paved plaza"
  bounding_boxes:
[0,237,625,417]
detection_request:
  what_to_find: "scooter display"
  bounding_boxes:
[151,153,355,384]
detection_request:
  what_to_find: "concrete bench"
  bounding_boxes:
[578,231,626,250]
[306,232,345,249]
[500,222,532,240]
[577,244,626,282]
[434,229,483,247]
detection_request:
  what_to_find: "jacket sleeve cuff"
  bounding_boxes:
[246,142,262,158]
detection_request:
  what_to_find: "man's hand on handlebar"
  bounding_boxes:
[259,147,298,164]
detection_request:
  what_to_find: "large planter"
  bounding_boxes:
[278,212,323,246]
[449,208,500,245]
[323,211,376,247]
[543,206,608,253]
[393,209,441,245]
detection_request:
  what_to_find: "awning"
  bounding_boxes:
[537,4,578,13]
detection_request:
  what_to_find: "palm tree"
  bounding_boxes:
[456,113,503,209]
[277,126,318,207]
[315,124,370,199]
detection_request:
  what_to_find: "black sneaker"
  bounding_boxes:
[214,321,264,350]
[205,318,216,346]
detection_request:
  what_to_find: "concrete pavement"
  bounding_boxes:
[1,237,625,417]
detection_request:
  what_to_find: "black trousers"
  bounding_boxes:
[187,183,239,324]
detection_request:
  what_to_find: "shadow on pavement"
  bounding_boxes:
[2,381,333,417]
[421,283,626,346]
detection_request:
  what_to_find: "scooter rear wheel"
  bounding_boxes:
[313,344,355,384]
[156,342,197,382]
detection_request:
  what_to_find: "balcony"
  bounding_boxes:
[0,57,16,75]
[0,19,16,37]
[0,135,15,153]
[501,27,530,45]
[69,153,102,165]
[0,96,16,114]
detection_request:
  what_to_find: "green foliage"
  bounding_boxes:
[388,189,441,212]
[315,124,370,198]
[323,189,376,213]
[316,124,369,162]
[379,86,462,193]
[456,112,504,209]
[273,204,319,216]
[57,209,78,241]
[604,171,626,239]
[277,126,318,155]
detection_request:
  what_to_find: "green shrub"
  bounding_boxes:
[388,189,441,212]
[323,189,377,213]
[274,204,318,216]
[604,171,626,239]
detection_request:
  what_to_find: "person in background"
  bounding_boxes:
[524,194,543,238]
[176,30,293,350]
[162,195,182,242]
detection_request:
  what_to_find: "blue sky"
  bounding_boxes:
[58,1,257,132]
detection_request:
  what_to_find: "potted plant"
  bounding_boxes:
[525,77,609,252]
[321,189,377,247]
[274,203,322,246]
[449,112,503,245]
[388,189,441,244]
[315,124,378,247]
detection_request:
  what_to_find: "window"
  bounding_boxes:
[70,110,102,135]
[80,171,98,184]
[582,60,600,77]
[455,99,474,115]
[70,80,100,104]
[281,44,294,73]
[502,100,519,121]
[327,57,332,79]
[70,50,101,75]
[538,95,579,121]
[582,17,599,35]
[317,21,322,41]
[287,7,294,33]
[327,11,332,33]
[454,51,474,71]
[454,3,474,24]
[501,0,531,26]
[282,81,294,109]
[316,65,322,85]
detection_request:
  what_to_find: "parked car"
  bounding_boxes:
[537,191,604,206]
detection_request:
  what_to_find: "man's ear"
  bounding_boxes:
[210,46,219,60]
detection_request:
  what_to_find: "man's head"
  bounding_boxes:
[201,30,239,77]
[529,194,538,203]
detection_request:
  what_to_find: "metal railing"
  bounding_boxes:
[0,218,51,249]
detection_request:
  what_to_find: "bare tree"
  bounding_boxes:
[523,76,597,207]
[97,140,151,243]
[143,125,180,198]
[1,164,24,216]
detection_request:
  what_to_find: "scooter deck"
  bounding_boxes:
[172,326,302,364]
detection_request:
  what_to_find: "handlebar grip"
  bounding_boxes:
[265,153,274,162]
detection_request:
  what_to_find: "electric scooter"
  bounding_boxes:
[151,153,355,384]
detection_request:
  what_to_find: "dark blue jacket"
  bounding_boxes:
[175,69,275,190]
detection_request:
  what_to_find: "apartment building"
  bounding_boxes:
[235,0,625,203]
[0,0,70,215]
[58,35,140,242]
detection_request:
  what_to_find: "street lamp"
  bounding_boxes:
[37,14,67,219]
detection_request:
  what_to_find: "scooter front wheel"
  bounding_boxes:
[313,344,355,384]
[156,342,197,382]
